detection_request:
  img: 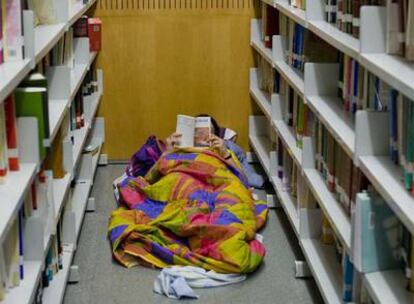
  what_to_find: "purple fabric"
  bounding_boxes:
[135,198,166,219]
[109,225,128,242]
[126,135,165,177]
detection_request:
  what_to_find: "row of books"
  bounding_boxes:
[388,90,414,196]
[0,168,62,300]
[386,0,414,61]
[282,84,313,148]
[270,127,414,301]
[338,53,391,114]
[314,118,370,215]
[325,1,386,38]
[0,30,100,184]
[281,16,338,72]
[0,0,101,68]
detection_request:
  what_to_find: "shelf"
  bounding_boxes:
[73,124,91,171]
[0,59,33,102]
[359,156,414,236]
[48,99,71,144]
[306,95,355,157]
[300,239,342,304]
[274,60,304,96]
[303,169,351,253]
[363,269,414,304]
[275,1,307,28]
[53,173,72,221]
[308,21,359,59]
[261,0,275,6]
[248,135,271,177]
[70,64,89,101]
[270,175,299,236]
[42,244,75,304]
[249,129,300,237]
[2,261,43,304]
[90,91,102,122]
[0,163,38,242]
[89,51,98,66]
[360,53,414,102]
[90,142,103,182]
[34,23,66,64]
[72,181,92,241]
[250,87,272,120]
[272,119,302,166]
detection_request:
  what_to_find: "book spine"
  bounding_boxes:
[0,103,8,182]
[18,209,24,280]
[342,253,354,302]
[0,1,3,64]
[4,95,19,171]
[3,0,23,62]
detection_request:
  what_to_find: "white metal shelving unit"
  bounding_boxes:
[0,1,106,304]
[250,1,414,303]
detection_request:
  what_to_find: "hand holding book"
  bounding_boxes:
[208,135,231,159]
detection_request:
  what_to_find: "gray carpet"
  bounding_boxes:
[63,164,323,304]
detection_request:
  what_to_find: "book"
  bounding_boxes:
[2,0,23,62]
[386,0,405,55]
[0,103,8,183]
[2,217,20,288]
[352,191,400,273]
[261,3,279,48]
[342,253,354,302]
[406,1,414,60]
[74,15,88,37]
[29,0,58,25]
[15,87,50,160]
[0,2,3,64]
[4,94,19,171]
[88,18,102,52]
[44,127,66,179]
[176,115,211,148]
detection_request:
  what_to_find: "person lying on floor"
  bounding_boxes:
[116,115,265,189]
[109,115,268,274]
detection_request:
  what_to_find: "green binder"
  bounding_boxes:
[14,88,50,160]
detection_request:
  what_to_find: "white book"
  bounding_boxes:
[386,0,404,55]
[176,115,211,148]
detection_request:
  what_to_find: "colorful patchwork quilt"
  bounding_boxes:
[109,147,268,274]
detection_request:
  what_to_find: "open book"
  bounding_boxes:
[176,115,211,147]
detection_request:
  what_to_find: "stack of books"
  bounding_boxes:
[325,0,387,39]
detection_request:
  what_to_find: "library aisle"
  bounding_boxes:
[63,165,323,304]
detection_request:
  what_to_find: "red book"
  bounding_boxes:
[88,18,102,52]
[31,181,37,210]
[4,95,19,171]
[264,6,279,48]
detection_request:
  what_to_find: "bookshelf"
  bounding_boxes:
[0,1,104,304]
[250,0,414,303]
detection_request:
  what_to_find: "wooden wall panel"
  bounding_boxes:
[94,0,259,160]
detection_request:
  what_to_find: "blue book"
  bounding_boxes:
[389,89,398,164]
[352,191,400,273]
[352,60,359,114]
[296,25,305,70]
[18,209,24,280]
[342,253,354,302]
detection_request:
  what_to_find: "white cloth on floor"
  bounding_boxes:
[153,266,247,299]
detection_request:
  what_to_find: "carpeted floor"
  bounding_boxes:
[63,164,323,304]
